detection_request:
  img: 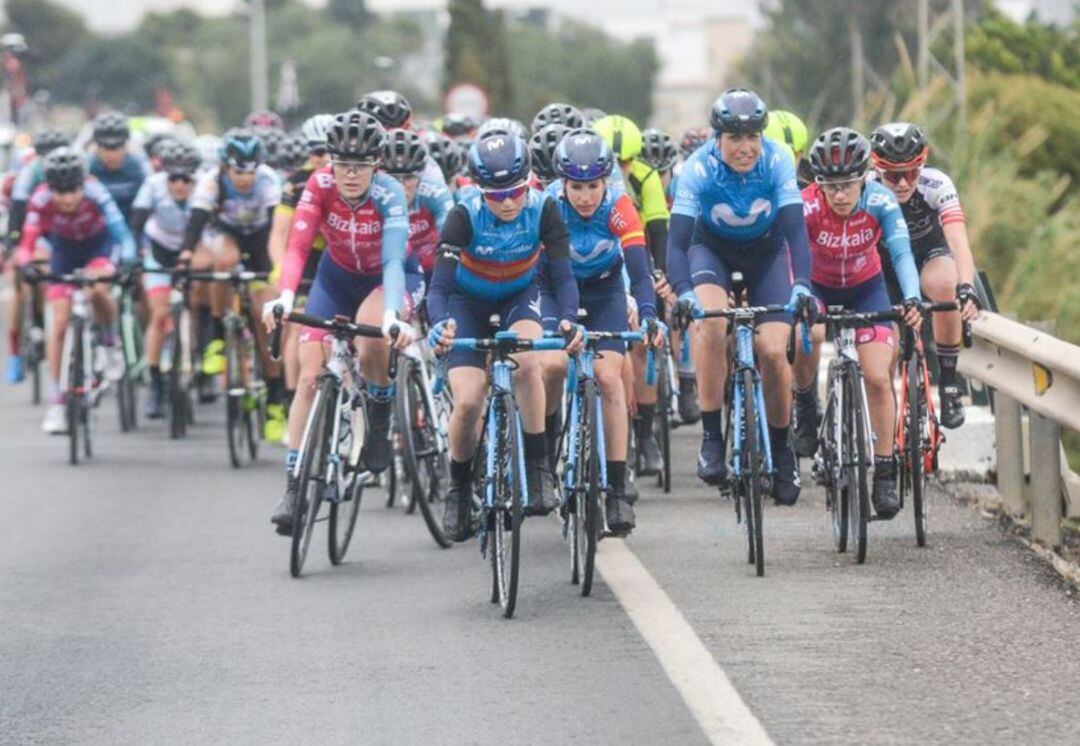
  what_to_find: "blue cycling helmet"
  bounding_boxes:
[467,129,530,189]
[710,88,768,135]
[553,128,613,182]
[220,128,263,167]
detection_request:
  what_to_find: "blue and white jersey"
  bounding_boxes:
[133,172,192,252]
[191,164,281,234]
[455,188,547,301]
[671,136,802,243]
[86,151,152,222]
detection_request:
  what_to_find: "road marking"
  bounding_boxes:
[598,539,773,746]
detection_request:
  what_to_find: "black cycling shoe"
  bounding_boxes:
[360,398,393,473]
[635,421,663,476]
[939,385,966,430]
[678,375,701,424]
[605,491,636,535]
[871,474,901,519]
[524,459,558,516]
[771,437,801,506]
[793,391,821,458]
[144,377,165,420]
[623,473,639,505]
[442,482,475,542]
[271,474,300,536]
[697,436,727,486]
[196,372,218,404]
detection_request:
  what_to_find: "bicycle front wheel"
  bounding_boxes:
[908,353,928,547]
[490,393,523,618]
[224,318,246,468]
[168,312,187,439]
[823,382,848,553]
[741,369,764,577]
[291,378,334,577]
[657,350,672,493]
[846,370,870,564]
[397,364,451,548]
[580,380,601,596]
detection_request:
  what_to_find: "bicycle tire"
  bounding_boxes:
[224,318,245,468]
[657,351,672,493]
[741,369,765,577]
[491,393,523,618]
[908,353,928,547]
[66,319,84,465]
[581,379,601,596]
[824,379,848,552]
[397,365,451,548]
[168,312,186,439]
[291,378,334,577]
[847,369,870,564]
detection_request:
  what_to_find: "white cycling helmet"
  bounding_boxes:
[195,134,223,169]
[300,114,335,148]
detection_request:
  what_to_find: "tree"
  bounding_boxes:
[4,0,87,90]
[51,36,174,111]
[965,8,1080,89]
[325,0,372,30]
[444,0,512,112]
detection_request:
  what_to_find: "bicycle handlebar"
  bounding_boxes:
[267,307,398,378]
[186,270,271,284]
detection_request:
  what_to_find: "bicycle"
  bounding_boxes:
[15,260,47,404]
[146,267,199,439]
[114,272,144,433]
[189,269,269,467]
[27,269,122,465]
[557,328,654,596]
[269,307,398,578]
[433,329,565,619]
[684,292,808,578]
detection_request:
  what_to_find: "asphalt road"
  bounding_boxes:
[2,379,1079,745]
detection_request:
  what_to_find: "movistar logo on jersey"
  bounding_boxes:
[710,198,772,228]
[573,238,615,263]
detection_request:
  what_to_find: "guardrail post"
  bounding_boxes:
[1029,411,1063,548]
[993,392,1026,517]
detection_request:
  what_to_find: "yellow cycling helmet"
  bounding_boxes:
[592,114,643,162]
[763,110,809,158]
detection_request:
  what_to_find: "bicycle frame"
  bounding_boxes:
[819,325,875,478]
[562,345,609,501]
[58,288,98,402]
[479,337,530,544]
[727,312,774,482]
[895,330,943,474]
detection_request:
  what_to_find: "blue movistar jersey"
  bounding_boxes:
[671,136,801,243]
[87,151,151,222]
[544,179,641,280]
[455,188,546,301]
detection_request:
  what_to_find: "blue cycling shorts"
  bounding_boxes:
[688,224,793,325]
[446,279,542,370]
[540,269,628,354]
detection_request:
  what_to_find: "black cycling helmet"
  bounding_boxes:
[424,130,465,182]
[159,141,201,177]
[244,110,284,130]
[528,124,571,183]
[679,127,710,157]
[641,128,678,172]
[221,128,263,168]
[327,110,386,159]
[808,127,871,180]
[869,122,928,168]
[440,112,480,139]
[91,112,130,148]
[33,128,69,157]
[381,129,428,176]
[43,147,86,192]
[531,103,584,134]
[277,134,310,172]
[356,90,413,129]
[467,128,530,189]
[257,128,286,168]
[710,88,768,135]
[554,128,614,182]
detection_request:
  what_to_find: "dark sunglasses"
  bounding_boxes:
[168,173,194,183]
[308,146,328,157]
[482,183,529,202]
[51,185,82,195]
[879,167,920,185]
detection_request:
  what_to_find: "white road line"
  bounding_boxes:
[598,539,774,746]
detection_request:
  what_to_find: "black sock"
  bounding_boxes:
[938,344,959,388]
[795,384,817,404]
[211,316,225,342]
[701,408,723,440]
[768,424,790,448]
[638,403,655,431]
[874,454,896,477]
[607,461,627,494]
[267,376,284,406]
[545,410,562,437]
[523,431,546,462]
[149,365,162,385]
[197,306,212,350]
[450,458,473,486]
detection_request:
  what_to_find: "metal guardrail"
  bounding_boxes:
[958,312,1080,548]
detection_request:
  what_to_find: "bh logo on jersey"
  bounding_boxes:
[710,198,771,228]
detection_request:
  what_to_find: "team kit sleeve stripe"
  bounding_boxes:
[939,205,965,224]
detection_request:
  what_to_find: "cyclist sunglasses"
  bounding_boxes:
[814,176,862,195]
[332,158,378,174]
[308,145,328,157]
[167,173,194,183]
[226,158,259,173]
[481,183,529,202]
[879,167,921,185]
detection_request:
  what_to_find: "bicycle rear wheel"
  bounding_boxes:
[741,369,765,577]
[490,393,523,618]
[908,354,928,547]
[846,370,870,564]
[291,378,334,577]
[397,364,452,548]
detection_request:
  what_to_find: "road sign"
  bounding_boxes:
[444,83,489,119]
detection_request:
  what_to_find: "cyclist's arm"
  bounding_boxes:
[178,208,211,255]
[129,208,150,247]
[95,184,136,263]
[665,151,704,296]
[539,198,579,325]
[942,221,975,287]
[179,172,218,255]
[16,199,44,265]
[878,201,921,301]
[427,204,473,324]
[635,164,671,272]
[610,194,656,319]
[379,180,410,316]
[771,147,811,287]
[7,199,26,244]
[267,205,293,274]
[277,184,323,295]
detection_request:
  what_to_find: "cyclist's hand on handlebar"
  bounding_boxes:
[901,298,923,329]
[262,290,294,330]
[560,319,585,354]
[382,310,415,349]
[177,250,193,268]
[653,272,676,306]
[427,319,456,355]
[644,316,666,350]
[21,262,40,283]
[676,290,702,323]
[957,282,982,322]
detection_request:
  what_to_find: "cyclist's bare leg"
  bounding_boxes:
[144,290,171,365]
[922,255,961,346]
[209,236,240,318]
[47,297,72,383]
[354,287,391,386]
[539,350,568,417]
[755,321,793,428]
[792,323,827,390]
[689,283,729,410]
[85,264,117,328]
[508,318,545,433]
[858,340,896,458]
[250,284,281,378]
[447,366,487,461]
[287,339,328,449]
[596,350,627,461]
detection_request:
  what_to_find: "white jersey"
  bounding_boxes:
[191,164,281,234]
[133,172,192,252]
